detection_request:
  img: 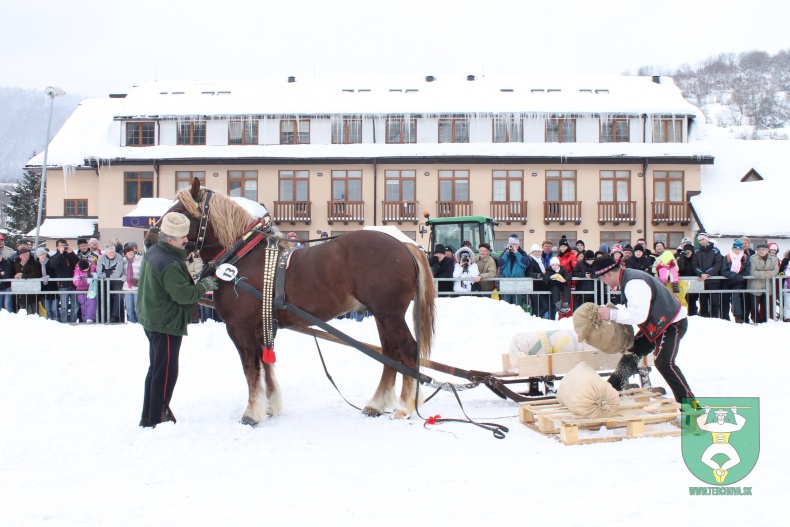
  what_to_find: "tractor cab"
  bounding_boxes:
[420,212,500,257]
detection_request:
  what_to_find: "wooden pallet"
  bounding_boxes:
[518,388,681,445]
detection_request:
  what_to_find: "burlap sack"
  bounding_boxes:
[572,302,634,354]
[507,329,598,372]
[556,361,620,418]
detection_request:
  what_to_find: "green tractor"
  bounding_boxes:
[419,212,501,257]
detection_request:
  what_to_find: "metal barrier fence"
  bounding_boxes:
[433,274,787,322]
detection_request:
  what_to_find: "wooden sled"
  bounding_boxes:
[519,388,680,445]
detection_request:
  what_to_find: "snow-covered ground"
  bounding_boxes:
[1,297,786,526]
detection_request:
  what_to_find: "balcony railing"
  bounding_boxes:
[327,200,365,224]
[490,201,528,223]
[651,201,691,224]
[381,200,419,223]
[436,200,472,217]
[597,201,637,225]
[273,201,312,224]
[543,201,582,224]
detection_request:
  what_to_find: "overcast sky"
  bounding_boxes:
[2,0,788,99]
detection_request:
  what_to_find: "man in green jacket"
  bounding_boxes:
[138,212,218,428]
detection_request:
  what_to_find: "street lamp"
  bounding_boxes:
[34,86,65,250]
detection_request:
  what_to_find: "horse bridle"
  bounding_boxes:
[149,189,216,255]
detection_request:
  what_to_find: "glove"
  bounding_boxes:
[552,273,566,282]
[668,260,676,268]
[199,277,219,292]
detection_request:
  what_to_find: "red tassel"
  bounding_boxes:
[425,415,441,425]
[262,347,276,364]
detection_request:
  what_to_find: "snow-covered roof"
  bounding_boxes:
[27,75,708,168]
[691,139,789,237]
[27,218,98,239]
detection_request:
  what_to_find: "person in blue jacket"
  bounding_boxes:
[497,234,529,307]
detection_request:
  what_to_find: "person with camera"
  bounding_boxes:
[497,234,529,307]
[50,238,80,323]
[429,244,455,294]
[138,212,219,428]
[452,247,480,294]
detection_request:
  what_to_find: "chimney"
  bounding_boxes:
[288,76,296,83]
[652,75,661,84]
[467,75,475,81]
[425,75,435,82]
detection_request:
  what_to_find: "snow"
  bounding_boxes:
[1,297,785,526]
[25,217,98,239]
[124,197,268,224]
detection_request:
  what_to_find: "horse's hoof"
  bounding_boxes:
[240,415,259,427]
[361,406,383,418]
[390,409,411,420]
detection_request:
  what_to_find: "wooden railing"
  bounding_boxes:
[597,201,637,224]
[436,200,472,217]
[327,200,365,224]
[651,201,691,224]
[381,201,419,223]
[543,201,582,224]
[490,201,528,223]
[273,201,311,223]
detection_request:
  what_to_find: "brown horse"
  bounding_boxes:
[149,179,436,425]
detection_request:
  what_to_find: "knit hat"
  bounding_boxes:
[769,242,779,252]
[78,259,90,271]
[508,234,520,245]
[320,232,328,238]
[598,242,609,253]
[679,237,692,249]
[17,238,31,246]
[456,247,474,261]
[610,244,623,255]
[549,256,560,267]
[445,245,456,254]
[558,236,570,248]
[697,232,708,241]
[634,244,645,253]
[584,250,595,260]
[732,239,744,250]
[433,244,446,254]
[592,255,619,276]
[576,240,585,248]
[530,243,541,253]
[622,244,634,253]
[683,244,695,252]
[160,212,190,237]
[35,247,49,257]
[77,238,88,245]
[287,231,297,239]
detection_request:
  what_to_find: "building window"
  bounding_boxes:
[177,120,206,145]
[600,119,629,143]
[280,120,310,144]
[546,170,576,201]
[385,170,416,202]
[228,170,258,201]
[493,115,523,143]
[279,170,309,202]
[492,170,523,201]
[175,171,206,192]
[438,170,469,201]
[653,118,682,143]
[386,118,417,143]
[332,170,363,201]
[546,118,575,143]
[654,231,684,250]
[124,172,154,204]
[126,122,155,146]
[229,119,258,145]
[653,171,684,202]
[599,170,631,201]
[600,231,632,246]
[332,118,362,144]
[64,199,88,216]
[438,118,469,143]
[546,231,578,247]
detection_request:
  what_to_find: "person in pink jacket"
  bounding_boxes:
[73,259,97,323]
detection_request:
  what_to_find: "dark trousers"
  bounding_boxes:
[142,329,182,424]
[699,282,721,318]
[608,318,694,403]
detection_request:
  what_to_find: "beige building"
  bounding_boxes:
[27,75,712,251]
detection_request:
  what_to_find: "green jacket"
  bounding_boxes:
[137,241,209,336]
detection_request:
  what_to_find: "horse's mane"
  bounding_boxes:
[176,188,256,249]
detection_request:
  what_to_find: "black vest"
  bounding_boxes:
[620,268,682,342]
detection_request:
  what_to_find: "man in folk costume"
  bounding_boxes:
[137,212,218,428]
[592,255,695,404]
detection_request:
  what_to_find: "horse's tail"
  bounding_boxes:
[406,243,435,360]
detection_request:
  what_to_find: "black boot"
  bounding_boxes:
[161,407,177,424]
